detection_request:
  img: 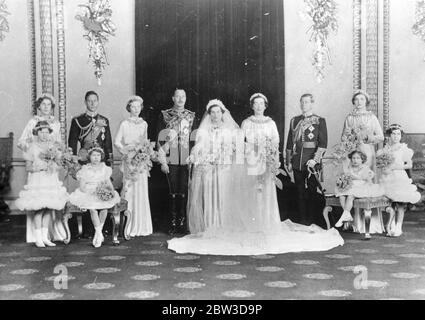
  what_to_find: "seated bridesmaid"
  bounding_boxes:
[377,124,421,237]
[334,150,385,234]
[15,121,69,248]
[69,147,120,247]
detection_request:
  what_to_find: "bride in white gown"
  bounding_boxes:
[168,96,344,255]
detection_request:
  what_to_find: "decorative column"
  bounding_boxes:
[365,0,379,116]
[39,0,54,96]
[56,0,67,142]
[27,0,37,111]
[382,0,390,130]
[353,0,362,91]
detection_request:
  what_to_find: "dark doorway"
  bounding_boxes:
[135,0,285,224]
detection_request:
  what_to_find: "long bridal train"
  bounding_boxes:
[168,163,344,256]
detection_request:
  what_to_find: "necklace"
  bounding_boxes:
[249,115,271,124]
[128,117,143,124]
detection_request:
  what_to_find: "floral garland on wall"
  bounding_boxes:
[0,0,10,41]
[76,0,116,85]
[412,0,425,60]
[303,0,338,83]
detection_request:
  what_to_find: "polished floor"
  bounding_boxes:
[1,213,425,300]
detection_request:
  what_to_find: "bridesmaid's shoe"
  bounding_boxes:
[335,211,353,228]
[34,229,46,248]
[41,228,56,247]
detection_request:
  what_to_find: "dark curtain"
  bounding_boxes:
[135,0,286,223]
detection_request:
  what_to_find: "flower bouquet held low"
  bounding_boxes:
[95,180,115,202]
[335,173,353,193]
[60,147,82,179]
[376,152,395,170]
[38,143,63,173]
[122,140,158,181]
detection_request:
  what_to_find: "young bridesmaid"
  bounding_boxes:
[15,121,69,247]
[378,124,421,237]
[69,147,120,247]
[335,150,385,229]
[114,96,153,237]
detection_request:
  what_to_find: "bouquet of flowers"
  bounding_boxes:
[39,142,63,173]
[122,140,158,181]
[60,147,82,179]
[332,126,369,163]
[95,180,115,201]
[376,152,395,170]
[335,173,353,193]
[253,137,285,191]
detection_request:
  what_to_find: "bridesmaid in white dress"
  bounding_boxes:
[15,121,69,247]
[17,93,66,243]
[341,90,385,234]
[114,96,153,237]
[377,124,421,237]
[241,93,281,230]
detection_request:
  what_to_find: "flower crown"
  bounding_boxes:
[38,93,56,105]
[205,99,226,112]
[88,146,105,155]
[249,93,268,104]
[389,123,402,131]
[352,89,370,101]
[32,122,52,135]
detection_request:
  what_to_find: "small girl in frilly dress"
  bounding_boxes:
[377,124,421,237]
[335,150,385,228]
[15,121,68,247]
[69,147,120,248]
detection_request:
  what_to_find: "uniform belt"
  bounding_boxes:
[302,142,317,148]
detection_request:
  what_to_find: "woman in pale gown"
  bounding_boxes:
[168,95,344,255]
[17,94,66,243]
[186,99,239,233]
[340,90,385,234]
[114,96,153,237]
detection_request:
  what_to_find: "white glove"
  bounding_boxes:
[306,159,317,168]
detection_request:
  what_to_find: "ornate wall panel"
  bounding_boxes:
[382,0,390,130]
[353,0,362,91]
[366,0,379,116]
[55,0,67,142]
[39,0,54,95]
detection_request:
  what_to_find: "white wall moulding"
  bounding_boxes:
[366,0,379,116]
[353,0,361,91]
[0,0,10,41]
[75,0,117,86]
[55,0,66,142]
[412,0,425,59]
[27,0,37,111]
[382,0,390,130]
[39,0,54,95]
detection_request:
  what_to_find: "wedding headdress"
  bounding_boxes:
[249,93,268,104]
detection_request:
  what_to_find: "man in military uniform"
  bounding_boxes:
[68,91,113,238]
[285,93,327,226]
[157,89,197,235]
[68,91,113,167]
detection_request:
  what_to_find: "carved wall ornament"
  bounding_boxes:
[303,0,338,83]
[413,0,425,60]
[0,0,10,41]
[75,0,116,85]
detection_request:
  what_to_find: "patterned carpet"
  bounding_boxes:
[1,213,425,300]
